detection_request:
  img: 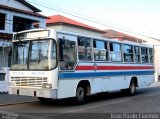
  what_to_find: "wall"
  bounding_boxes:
[47,25,103,38]
[0,9,46,34]
[0,0,33,12]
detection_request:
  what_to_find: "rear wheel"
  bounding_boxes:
[127,80,136,96]
[76,86,86,104]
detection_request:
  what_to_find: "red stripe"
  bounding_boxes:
[97,66,154,70]
[75,66,154,70]
[76,66,95,70]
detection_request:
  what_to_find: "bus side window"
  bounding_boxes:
[78,37,92,60]
[149,48,153,63]
[123,44,133,62]
[58,35,77,70]
[134,46,140,63]
[93,40,108,61]
[141,47,149,63]
[109,42,122,62]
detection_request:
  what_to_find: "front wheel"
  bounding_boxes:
[127,80,136,96]
[76,86,86,104]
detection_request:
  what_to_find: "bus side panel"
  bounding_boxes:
[57,79,80,99]
[91,78,103,93]
[108,76,131,91]
[138,75,154,87]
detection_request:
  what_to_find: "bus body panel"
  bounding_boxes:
[9,68,59,98]
[138,75,154,87]
[56,62,154,99]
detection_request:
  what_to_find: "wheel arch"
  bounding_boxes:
[130,76,138,87]
[77,80,91,95]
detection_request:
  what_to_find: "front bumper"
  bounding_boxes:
[9,87,57,99]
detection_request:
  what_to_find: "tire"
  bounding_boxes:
[127,80,136,96]
[76,86,86,104]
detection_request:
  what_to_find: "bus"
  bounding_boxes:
[9,28,154,103]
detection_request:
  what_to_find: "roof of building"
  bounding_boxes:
[103,29,145,43]
[0,4,47,18]
[46,15,105,33]
[17,0,41,12]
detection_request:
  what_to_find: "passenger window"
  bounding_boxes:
[149,48,153,63]
[134,46,140,63]
[109,43,122,62]
[93,40,108,61]
[58,34,77,70]
[141,47,149,63]
[123,45,133,62]
[78,37,92,60]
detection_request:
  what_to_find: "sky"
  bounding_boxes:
[27,0,160,39]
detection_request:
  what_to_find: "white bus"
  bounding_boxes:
[9,29,154,103]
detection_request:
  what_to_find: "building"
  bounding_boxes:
[0,0,47,92]
[46,15,105,37]
[103,29,145,43]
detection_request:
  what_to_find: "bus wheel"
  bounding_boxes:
[76,86,86,104]
[127,80,136,96]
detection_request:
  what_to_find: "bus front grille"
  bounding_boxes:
[11,77,48,88]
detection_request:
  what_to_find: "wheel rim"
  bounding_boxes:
[76,87,85,101]
[130,82,135,94]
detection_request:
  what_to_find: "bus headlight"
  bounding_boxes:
[9,81,16,86]
[41,83,52,89]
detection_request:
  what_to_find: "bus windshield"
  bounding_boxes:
[11,39,57,70]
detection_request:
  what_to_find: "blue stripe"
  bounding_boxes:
[59,71,154,79]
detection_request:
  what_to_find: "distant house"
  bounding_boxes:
[103,29,145,43]
[46,15,105,37]
[0,0,47,92]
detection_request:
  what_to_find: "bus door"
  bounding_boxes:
[58,33,77,71]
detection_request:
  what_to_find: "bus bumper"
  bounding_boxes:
[9,87,57,99]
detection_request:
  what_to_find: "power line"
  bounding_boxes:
[26,0,125,29]
[26,0,158,40]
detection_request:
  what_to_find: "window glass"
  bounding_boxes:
[93,40,108,61]
[134,46,140,63]
[123,45,133,62]
[29,40,50,69]
[58,34,77,70]
[50,40,57,69]
[141,47,149,63]
[11,41,29,70]
[0,13,5,30]
[123,45,133,53]
[0,73,5,81]
[109,43,122,62]
[149,48,153,63]
[78,37,92,60]
[11,39,56,70]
